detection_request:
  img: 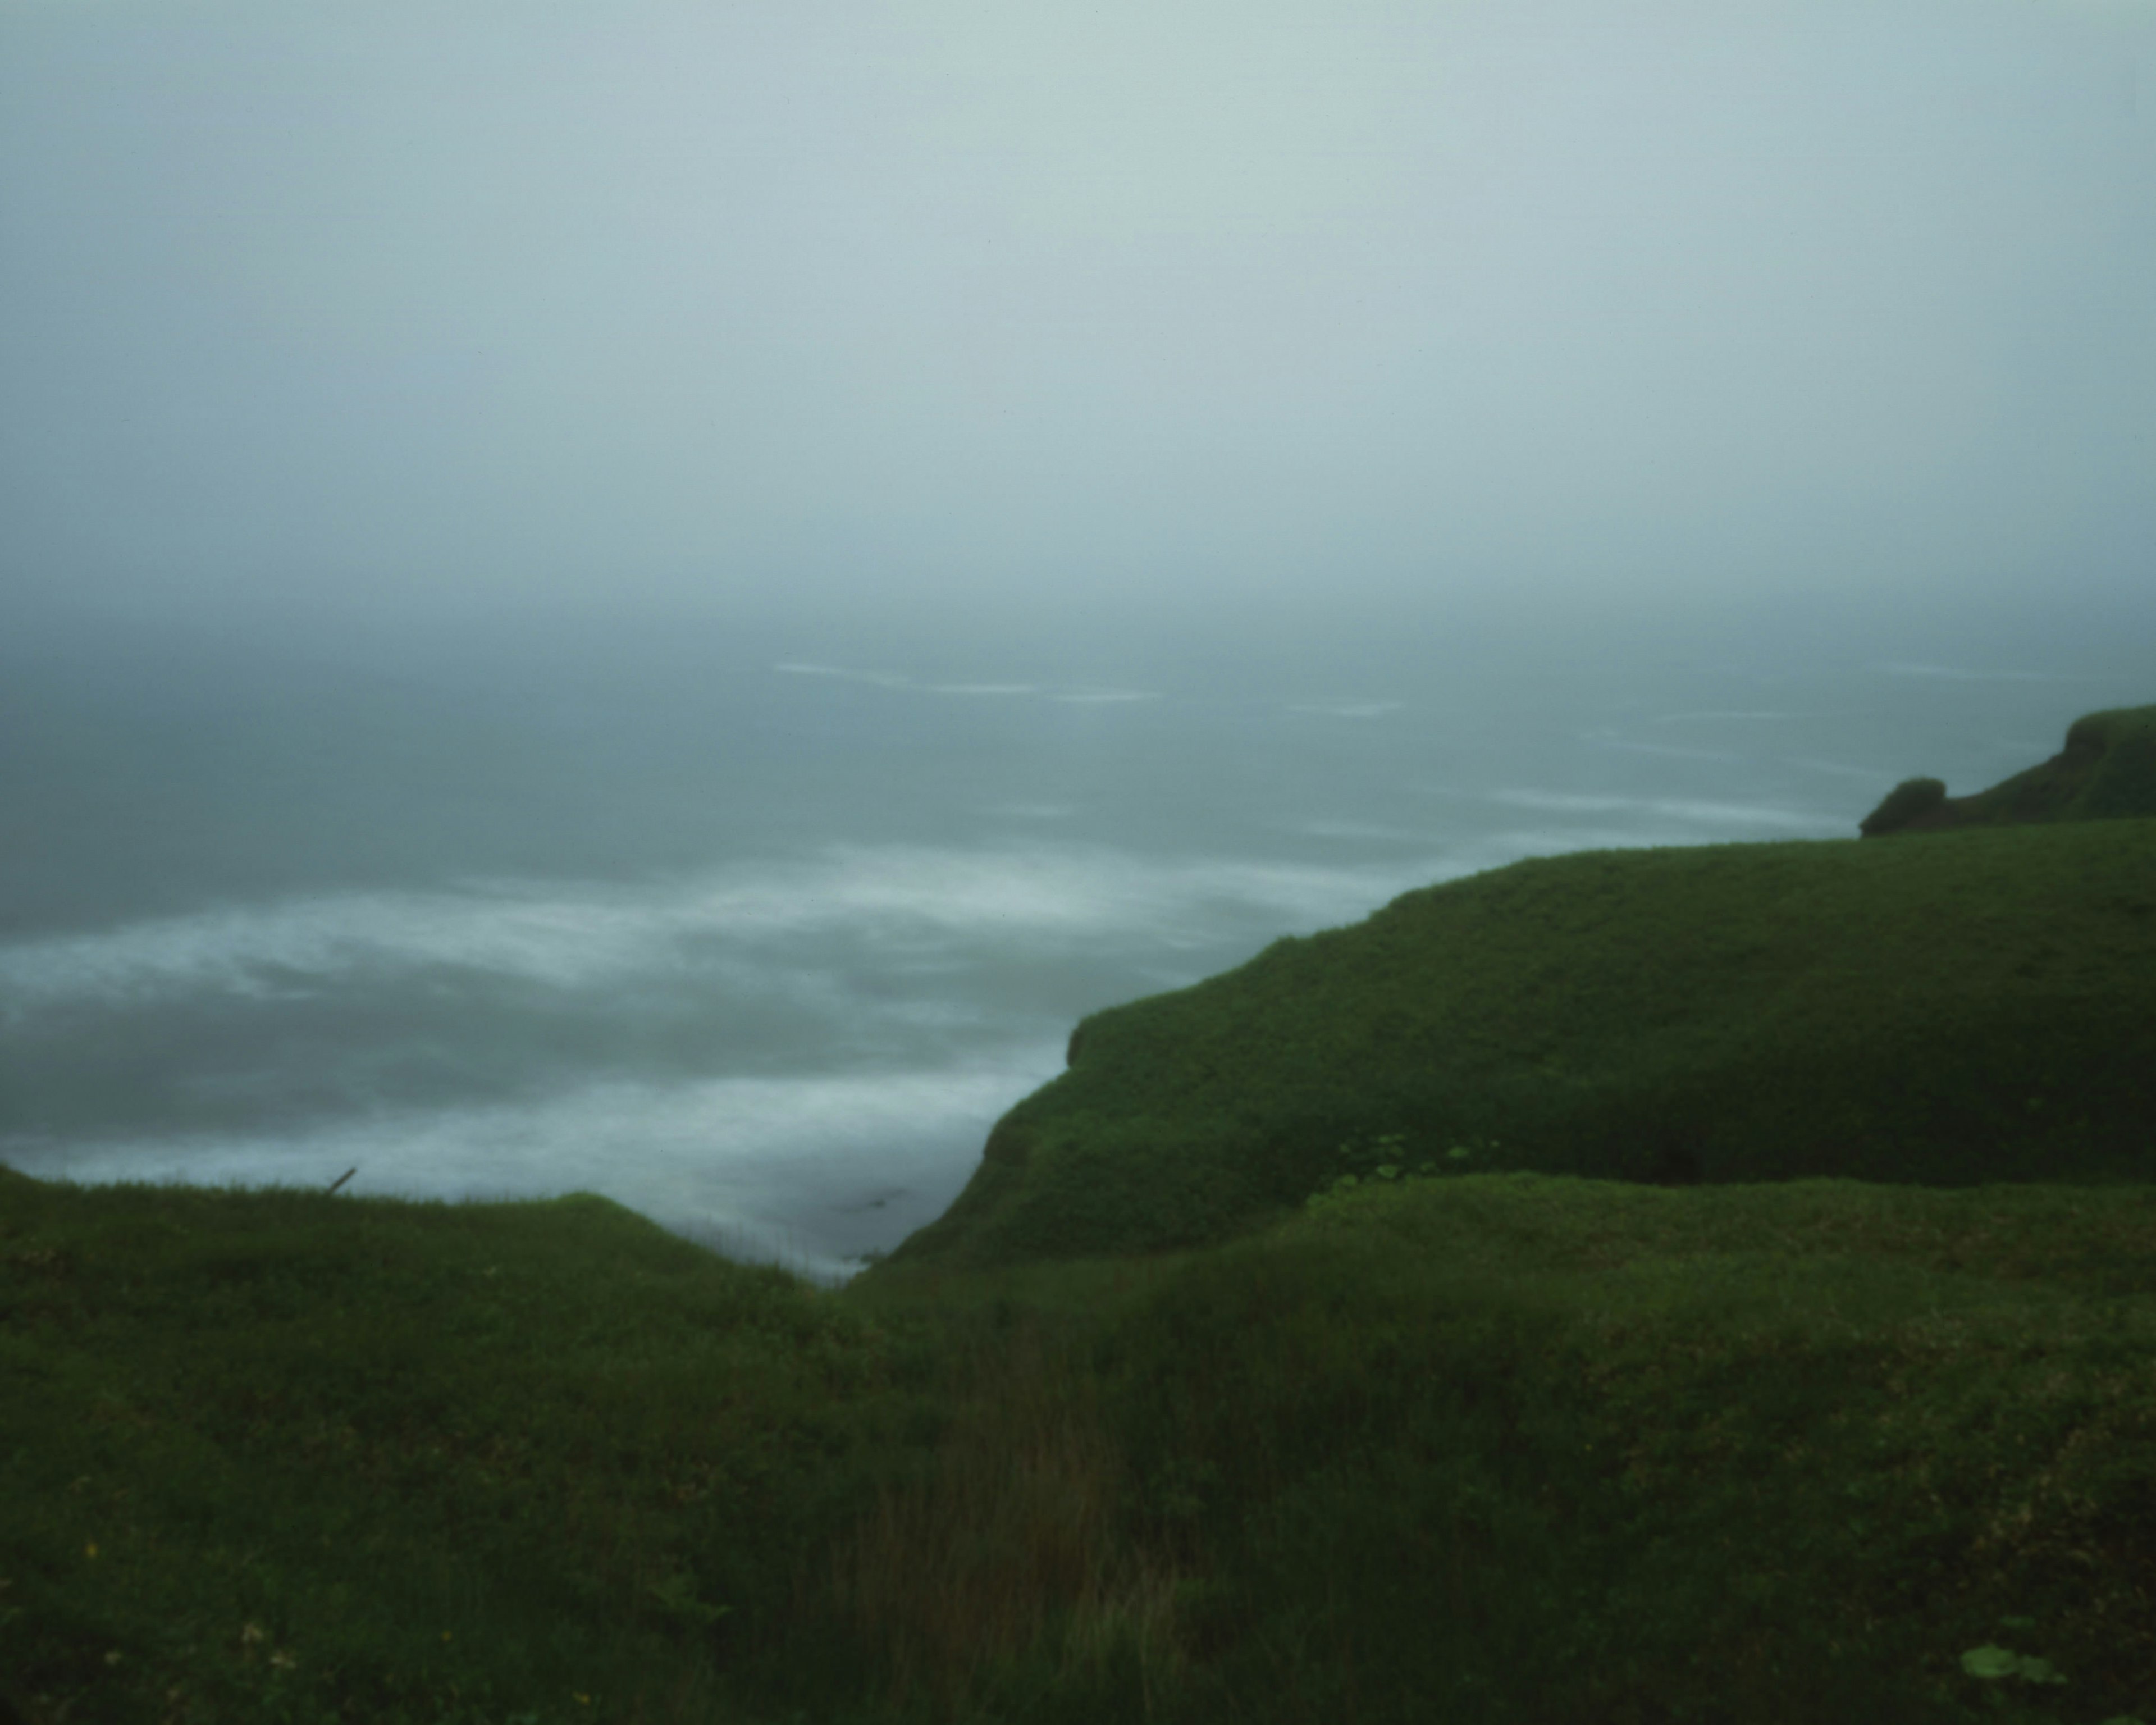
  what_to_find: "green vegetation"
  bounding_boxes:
[6,1169,2151,1723]
[1860,704,2156,836]
[1858,775,1947,837]
[0,1175,917,1724]
[894,817,2156,1272]
[7,709,2155,1721]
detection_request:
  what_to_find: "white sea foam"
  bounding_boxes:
[1580,730,1737,761]
[774,661,1157,705]
[3,1051,1066,1285]
[1787,756,1897,782]
[773,661,911,688]
[0,843,1457,1015]
[1287,700,1401,719]
[1651,710,1810,723]
[1299,819,1424,842]
[1490,790,1840,832]
[3,756,1879,1024]
[0,884,678,1011]
[1870,661,2080,683]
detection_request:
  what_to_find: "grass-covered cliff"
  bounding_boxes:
[889,814,2156,1273]
[1860,705,2156,837]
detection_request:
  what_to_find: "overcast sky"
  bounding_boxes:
[3,0,2151,649]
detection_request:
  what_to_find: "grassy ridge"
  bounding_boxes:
[1863,705,2156,836]
[7,1168,2154,1723]
[890,819,2156,1271]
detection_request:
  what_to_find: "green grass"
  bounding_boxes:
[6,1169,2152,1723]
[890,818,2156,1272]
[0,1174,929,1723]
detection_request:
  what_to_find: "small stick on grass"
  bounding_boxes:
[326,1167,357,1197]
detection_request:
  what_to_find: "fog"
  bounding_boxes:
[4,0,2152,649]
[4,0,2153,1278]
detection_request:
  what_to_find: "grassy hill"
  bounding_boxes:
[887,815,2156,1272]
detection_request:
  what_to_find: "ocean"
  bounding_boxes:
[3,596,2146,1283]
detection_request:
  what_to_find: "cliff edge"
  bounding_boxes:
[1860,703,2156,836]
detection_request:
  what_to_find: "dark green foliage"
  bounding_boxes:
[0,1179,934,1725]
[891,818,2156,1272]
[856,1175,2156,1725]
[9,1168,2155,1724]
[1067,1175,2156,1724]
[1861,775,1948,836]
[2071,709,2156,822]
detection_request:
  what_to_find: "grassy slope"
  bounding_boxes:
[0,1173,934,1724]
[1870,705,2156,836]
[889,818,2156,1272]
[8,1169,2153,1724]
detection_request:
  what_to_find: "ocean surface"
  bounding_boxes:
[3,600,2146,1283]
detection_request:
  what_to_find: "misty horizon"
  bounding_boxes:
[3,0,2151,1278]
[4,0,2152,646]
